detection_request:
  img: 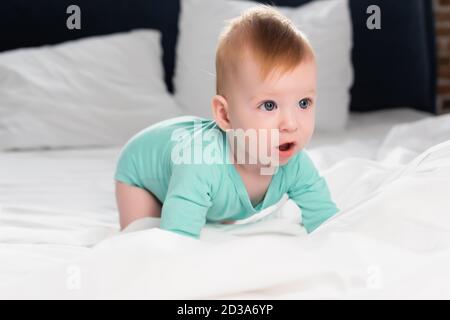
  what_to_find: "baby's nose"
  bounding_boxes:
[279,110,298,131]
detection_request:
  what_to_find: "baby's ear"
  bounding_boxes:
[211,95,231,130]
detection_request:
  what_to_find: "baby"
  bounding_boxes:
[114,6,339,239]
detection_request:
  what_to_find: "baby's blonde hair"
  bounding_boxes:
[215,5,315,96]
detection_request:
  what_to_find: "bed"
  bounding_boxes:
[1,0,449,299]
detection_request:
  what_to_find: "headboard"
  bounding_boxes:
[0,0,436,113]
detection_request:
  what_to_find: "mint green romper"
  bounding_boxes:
[114,116,339,238]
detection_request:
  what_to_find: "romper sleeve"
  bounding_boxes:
[287,151,339,233]
[159,163,214,239]
[114,144,142,188]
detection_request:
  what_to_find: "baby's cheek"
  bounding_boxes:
[301,117,315,136]
[308,119,316,137]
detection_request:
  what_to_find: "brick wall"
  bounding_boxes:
[435,0,450,114]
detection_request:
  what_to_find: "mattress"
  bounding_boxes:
[1,108,450,299]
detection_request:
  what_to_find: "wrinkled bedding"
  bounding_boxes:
[1,109,449,299]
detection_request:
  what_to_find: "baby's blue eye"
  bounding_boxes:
[298,98,312,109]
[259,100,277,111]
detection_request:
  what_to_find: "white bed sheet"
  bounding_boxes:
[1,108,450,299]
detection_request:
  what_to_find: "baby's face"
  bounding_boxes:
[226,52,317,167]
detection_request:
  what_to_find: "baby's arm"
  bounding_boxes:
[159,163,214,239]
[287,151,339,233]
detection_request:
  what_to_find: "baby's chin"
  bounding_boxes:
[254,151,298,168]
[270,155,295,167]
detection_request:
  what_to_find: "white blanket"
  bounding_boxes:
[1,111,450,299]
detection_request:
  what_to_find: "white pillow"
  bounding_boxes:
[174,0,353,131]
[0,29,184,150]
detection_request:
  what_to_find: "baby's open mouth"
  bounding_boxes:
[277,142,295,151]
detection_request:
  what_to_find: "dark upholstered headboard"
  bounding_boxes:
[0,0,436,113]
